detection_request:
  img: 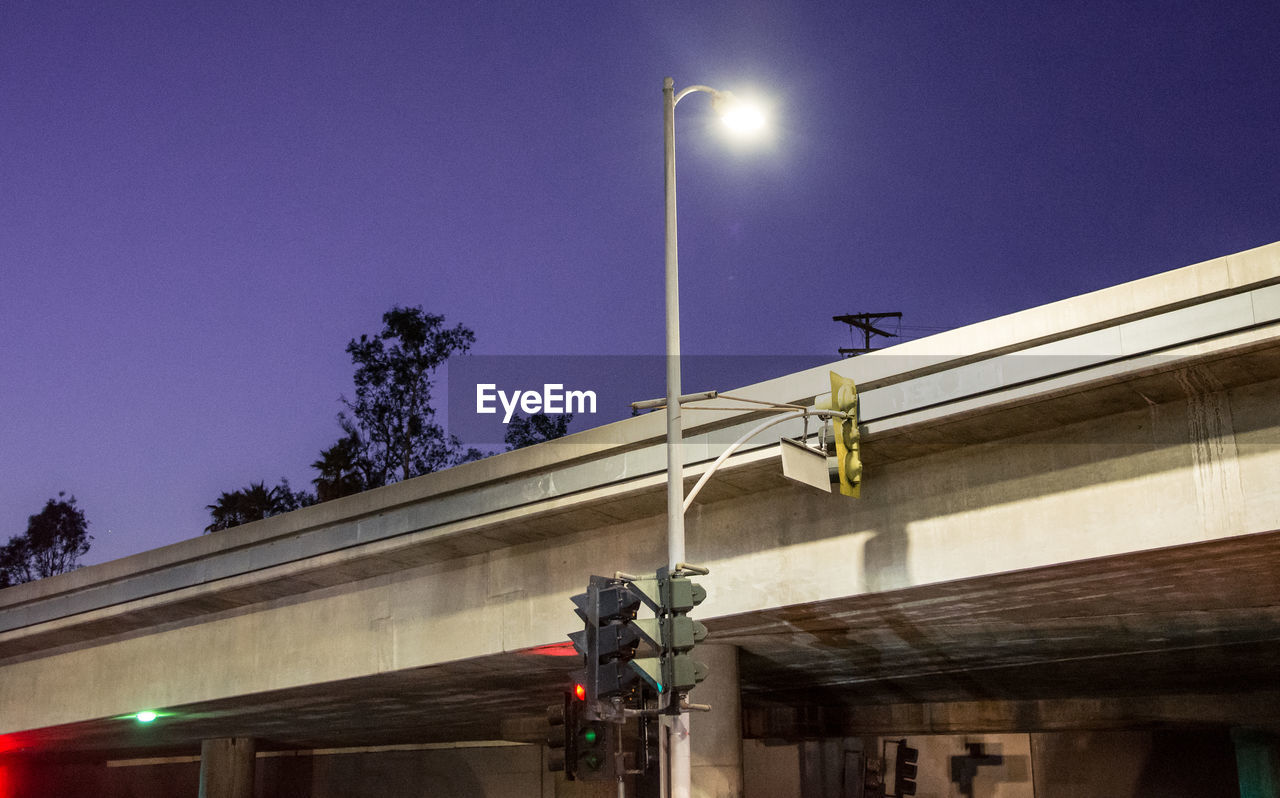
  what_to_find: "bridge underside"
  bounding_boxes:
[728,526,1280,737]
[8,527,1279,763]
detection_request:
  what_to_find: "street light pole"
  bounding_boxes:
[661,73,690,798]
[661,75,762,798]
[663,75,686,582]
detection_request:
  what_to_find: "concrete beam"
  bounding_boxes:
[743,692,1280,738]
[5,242,1278,638]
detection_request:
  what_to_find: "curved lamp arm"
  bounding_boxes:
[674,84,721,106]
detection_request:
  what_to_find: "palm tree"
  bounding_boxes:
[205,481,294,533]
[311,435,370,502]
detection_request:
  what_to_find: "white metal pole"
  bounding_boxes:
[662,75,692,798]
[663,77,685,577]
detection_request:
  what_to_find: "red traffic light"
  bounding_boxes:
[574,683,586,701]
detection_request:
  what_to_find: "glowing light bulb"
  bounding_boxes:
[714,91,766,134]
[720,104,765,132]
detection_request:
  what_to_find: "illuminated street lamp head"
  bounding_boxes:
[714,91,766,134]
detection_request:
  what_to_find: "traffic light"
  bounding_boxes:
[571,576,652,707]
[816,370,861,497]
[545,691,573,777]
[573,716,616,781]
[570,578,602,706]
[569,569,709,718]
[629,569,709,701]
[893,739,918,796]
[595,580,650,702]
[663,572,709,693]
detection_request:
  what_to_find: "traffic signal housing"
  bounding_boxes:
[628,570,709,702]
[816,370,861,497]
[545,691,574,778]
[663,573,709,694]
[570,576,654,708]
[546,683,621,782]
[893,739,918,796]
[573,715,616,781]
[568,569,710,719]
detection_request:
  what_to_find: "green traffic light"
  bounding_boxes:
[583,728,598,744]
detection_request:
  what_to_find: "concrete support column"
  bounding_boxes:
[198,737,256,798]
[690,644,743,798]
[1234,729,1280,798]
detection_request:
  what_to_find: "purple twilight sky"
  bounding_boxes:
[3,1,1278,566]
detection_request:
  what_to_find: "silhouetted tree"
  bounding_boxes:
[205,479,312,533]
[336,306,481,486]
[310,434,370,502]
[0,536,24,588]
[504,412,573,451]
[1,493,92,585]
[208,306,487,523]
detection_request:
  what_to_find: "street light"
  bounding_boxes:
[714,91,766,134]
[661,76,764,798]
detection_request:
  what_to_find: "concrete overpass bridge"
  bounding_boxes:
[2,241,1279,796]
